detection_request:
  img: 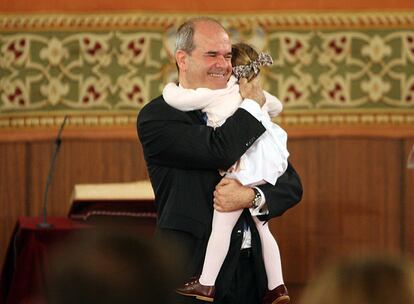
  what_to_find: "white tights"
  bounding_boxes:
[198,209,284,290]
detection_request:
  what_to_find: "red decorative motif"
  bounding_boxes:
[7,86,25,105]
[127,37,145,57]
[328,83,346,102]
[328,36,347,55]
[284,85,302,102]
[83,38,102,56]
[407,36,414,55]
[284,38,302,56]
[6,39,26,61]
[82,85,101,103]
[126,84,143,104]
[405,83,414,103]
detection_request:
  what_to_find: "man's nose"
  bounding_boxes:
[215,55,228,67]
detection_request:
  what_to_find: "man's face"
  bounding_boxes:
[177,22,233,90]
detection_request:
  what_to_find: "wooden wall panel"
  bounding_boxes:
[0,138,148,271]
[0,143,27,268]
[0,134,413,297]
[26,139,148,217]
[404,139,414,254]
[270,138,402,288]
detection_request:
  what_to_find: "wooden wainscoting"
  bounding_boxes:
[0,126,149,269]
[270,136,410,300]
[0,125,413,302]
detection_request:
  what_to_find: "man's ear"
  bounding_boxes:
[175,50,187,71]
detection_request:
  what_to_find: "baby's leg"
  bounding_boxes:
[199,209,243,286]
[253,216,285,290]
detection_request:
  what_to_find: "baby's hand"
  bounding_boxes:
[239,77,265,107]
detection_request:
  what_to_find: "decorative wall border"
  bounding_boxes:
[0,112,136,128]
[1,12,413,129]
[1,12,414,31]
[278,109,414,125]
[1,109,413,129]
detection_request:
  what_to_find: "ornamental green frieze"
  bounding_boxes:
[0,12,413,127]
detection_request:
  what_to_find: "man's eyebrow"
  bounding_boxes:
[204,51,232,56]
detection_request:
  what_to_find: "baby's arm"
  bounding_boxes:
[162,83,215,111]
[263,91,283,117]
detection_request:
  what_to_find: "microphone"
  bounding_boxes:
[37,115,69,229]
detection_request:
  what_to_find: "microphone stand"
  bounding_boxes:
[37,115,68,229]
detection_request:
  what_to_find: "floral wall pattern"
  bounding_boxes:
[0,12,413,128]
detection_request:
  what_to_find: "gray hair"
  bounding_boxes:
[174,17,226,54]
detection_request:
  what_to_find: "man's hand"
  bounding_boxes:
[213,178,255,212]
[239,77,266,107]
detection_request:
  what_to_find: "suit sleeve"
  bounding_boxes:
[256,161,303,220]
[138,104,266,170]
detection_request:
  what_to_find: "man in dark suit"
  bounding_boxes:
[137,17,302,304]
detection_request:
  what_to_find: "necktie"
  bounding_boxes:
[200,111,208,124]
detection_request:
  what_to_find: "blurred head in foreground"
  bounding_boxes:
[300,254,414,304]
[45,228,179,304]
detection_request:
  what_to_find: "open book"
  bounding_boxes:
[70,180,154,202]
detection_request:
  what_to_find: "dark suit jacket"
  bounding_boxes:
[137,96,303,303]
